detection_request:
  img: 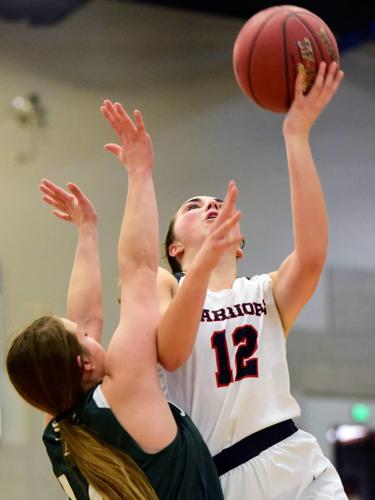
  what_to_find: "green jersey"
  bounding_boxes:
[43,384,223,500]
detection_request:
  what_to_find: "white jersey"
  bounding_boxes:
[163,274,301,456]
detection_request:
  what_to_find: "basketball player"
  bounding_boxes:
[157,62,348,498]
[6,101,242,499]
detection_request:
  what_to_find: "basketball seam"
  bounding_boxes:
[283,14,294,109]
[246,8,293,107]
[297,12,339,60]
[294,13,325,61]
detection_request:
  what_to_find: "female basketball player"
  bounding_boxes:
[6,101,242,500]
[157,61,348,499]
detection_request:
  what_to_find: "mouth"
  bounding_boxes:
[205,210,218,221]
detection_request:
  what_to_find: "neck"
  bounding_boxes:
[182,248,237,291]
[208,255,237,291]
[81,375,101,393]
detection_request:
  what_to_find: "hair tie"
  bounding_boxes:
[55,408,75,423]
[55,410,70,423]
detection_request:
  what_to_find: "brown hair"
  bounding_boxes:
[6,316,157,500]
[164,216,182,274]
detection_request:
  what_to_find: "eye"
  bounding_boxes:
[186,203,199,211]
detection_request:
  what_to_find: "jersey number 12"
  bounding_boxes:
[211,324,259,387]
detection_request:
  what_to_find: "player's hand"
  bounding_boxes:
[283,61,344,137]
[39,179,97,226]
[101,100,153,173]
[196,181,243,270]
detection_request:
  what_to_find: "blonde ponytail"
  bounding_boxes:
[59,421,158,500]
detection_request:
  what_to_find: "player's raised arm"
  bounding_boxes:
[100,101,177,452]
[39,179,103,343]
[270,61,344,335]
[157,181,243,371]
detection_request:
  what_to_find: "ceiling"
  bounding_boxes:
[0,0,375,51]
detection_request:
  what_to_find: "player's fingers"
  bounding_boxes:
[323,65,343,97]
[52,210,72,222]
[40,178,58,190]
[104,143,123,157]
[101,100,118,122]
[213,210,241,239]
[133,109,146,133]
[214,193,235,228]
[332,69,344,92]
[294,70,305,100]
[41,185,70,205]
[211,185,233,226]
[101,104,123,139]
[321,61,337,90]
[307,61,326,99]
[219,181,238,218]
[318,65,343,106]
[114,102,137,133]
[39,183,57,199]
[66,183,88,203]
[41,195,66,212]
[40,178,69,199]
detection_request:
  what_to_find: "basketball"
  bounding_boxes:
[233,5,340,112]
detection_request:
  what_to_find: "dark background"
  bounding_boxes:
[1,0,375,51]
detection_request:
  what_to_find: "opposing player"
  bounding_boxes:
[157,62,348,498]
[6,101,242,499]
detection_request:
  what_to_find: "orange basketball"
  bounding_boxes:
[233,5,340,112]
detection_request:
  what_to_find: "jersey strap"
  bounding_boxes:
[213,419,298,476]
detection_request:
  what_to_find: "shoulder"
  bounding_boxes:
[157,267,179,295]
[268,271,277,283]
[234,274,275,300]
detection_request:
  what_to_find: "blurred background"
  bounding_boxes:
[0,0,374,498]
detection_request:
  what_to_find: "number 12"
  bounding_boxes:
[211,324,259,387]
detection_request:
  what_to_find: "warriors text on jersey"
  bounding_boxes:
[163,274,301,456]
[43,384,224,500]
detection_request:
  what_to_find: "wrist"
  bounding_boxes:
[127,166,153,179]
[283,128,310,143]
[78,221,98,233]
[192,247,219,276]
[189,254,213,280]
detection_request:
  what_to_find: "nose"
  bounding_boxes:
[206,200,220,211]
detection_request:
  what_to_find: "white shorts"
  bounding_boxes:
[219,429,347,500]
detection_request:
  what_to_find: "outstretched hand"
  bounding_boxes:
[39,179,97,226]
[283,61,344,137]
[101,100,153,173]
[197,181,243,269]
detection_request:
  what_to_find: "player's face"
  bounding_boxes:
[173,195,224,244]
[60,317,106,385]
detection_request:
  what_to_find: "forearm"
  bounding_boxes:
[118,170,158,280]
[67,224,103,334]
[284,131,328,266]
[158,261,211,371]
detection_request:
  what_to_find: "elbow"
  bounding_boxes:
[297,245,327,271]
[118,262,157,285]
[158,353,185,372]
[298,253,326,280]
[308,250,327,271]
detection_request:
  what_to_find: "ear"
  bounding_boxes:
[236,237,245,260]
[77,355,93,380]
[236,247,243,260]
[168,241,184,259]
